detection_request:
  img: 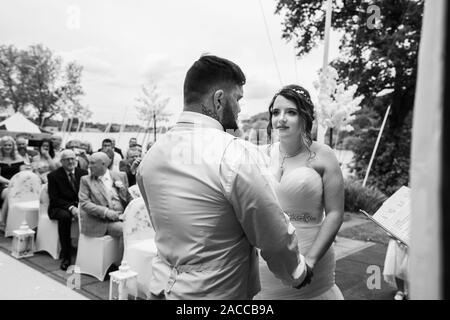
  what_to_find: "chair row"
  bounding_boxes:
[3,171,156,299]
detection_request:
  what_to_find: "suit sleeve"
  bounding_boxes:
[219,139,307,287]
[79,177,108,219]
[48,172,76,210]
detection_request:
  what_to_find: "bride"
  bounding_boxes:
[264,84,345,299]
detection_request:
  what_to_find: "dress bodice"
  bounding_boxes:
[0,161,24,180]
[264,143,337,299]
[276,166,324,224]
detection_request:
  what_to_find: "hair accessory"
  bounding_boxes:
[289,88,313,105]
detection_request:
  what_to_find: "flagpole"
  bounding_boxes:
[363,105,391,187]
[317,0,333,144]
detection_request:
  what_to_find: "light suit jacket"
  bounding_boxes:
[136,111,306,300]
[78,170,132,237]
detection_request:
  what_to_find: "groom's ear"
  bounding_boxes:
[213,89,224,112]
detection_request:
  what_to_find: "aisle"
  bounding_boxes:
[0,251,88,300]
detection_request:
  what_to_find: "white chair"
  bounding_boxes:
[4,171,41,237]
[75,207,122,281]
[34,184,79,259]
[122,197,156,299]
[128,184,142,199]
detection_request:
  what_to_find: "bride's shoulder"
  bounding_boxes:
[310,142,339,164]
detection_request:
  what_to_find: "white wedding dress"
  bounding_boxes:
[267,143,343,300]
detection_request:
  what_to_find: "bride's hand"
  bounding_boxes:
[305,256,316,270]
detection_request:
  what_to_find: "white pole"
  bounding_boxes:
[317,0,333,144]
[362,105,391,187]
[322,0,332,69]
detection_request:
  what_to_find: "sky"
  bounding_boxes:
[0,0,340,126]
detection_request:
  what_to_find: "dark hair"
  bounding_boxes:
[267,84,316,155]
[39,138,55,159]
[183,54,246,105]
[102,138,112,145]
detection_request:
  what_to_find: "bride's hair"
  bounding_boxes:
[266,84,316,158]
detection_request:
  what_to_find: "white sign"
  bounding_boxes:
[361,186,410,246]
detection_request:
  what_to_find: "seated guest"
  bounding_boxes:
[32,138,58,183]
[78,152,132,249]
[124,137,139,159]
[100,138,120,171]
[119,149,142,186]
[47,150,88,270]
[51,134,63,162]
[16,135,38,166]
[80,140,93,155]
[133,144,143,157]
[110,138,124,160]
[66,139,89,171]
[129,137,137,149]
[0,136,25,227]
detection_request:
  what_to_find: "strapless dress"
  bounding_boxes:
[274,165,343,299]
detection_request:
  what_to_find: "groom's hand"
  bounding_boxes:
[294,263,314,289]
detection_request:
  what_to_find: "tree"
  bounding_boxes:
[0,44,90,126]
[0,45,29,112]
[135,83,171,142]
[275,0,424,194]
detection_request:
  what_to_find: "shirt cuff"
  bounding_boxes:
[290,254,307,287]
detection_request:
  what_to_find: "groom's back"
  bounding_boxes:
[137,121,259,299]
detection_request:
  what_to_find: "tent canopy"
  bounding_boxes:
[0,113,41,134]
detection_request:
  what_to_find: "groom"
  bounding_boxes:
[137,54,312,300]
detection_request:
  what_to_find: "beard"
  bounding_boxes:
[220,99,238,131]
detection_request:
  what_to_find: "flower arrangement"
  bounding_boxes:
[313,66,364,133]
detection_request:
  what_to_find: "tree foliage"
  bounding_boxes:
[275,0,423,194]
[0,44,90,126]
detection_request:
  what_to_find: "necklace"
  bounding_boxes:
[278,145,304,180]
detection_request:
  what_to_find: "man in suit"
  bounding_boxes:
[47,149,88,270]
[110,138,124,159]
[78,152,132,248]
[136,55,312,300]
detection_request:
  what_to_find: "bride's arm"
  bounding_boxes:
[305,145,344,268]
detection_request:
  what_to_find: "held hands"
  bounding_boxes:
[294,263,314,289]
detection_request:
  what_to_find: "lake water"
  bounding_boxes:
[60,131,163,152]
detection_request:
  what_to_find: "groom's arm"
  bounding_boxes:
[219,139,308,287]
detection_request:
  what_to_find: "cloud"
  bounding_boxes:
[244,77,278,100]
[58,46,113,75]
[139,53,179,82]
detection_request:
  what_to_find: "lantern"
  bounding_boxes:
[11,221,35,259]
[109,260,138,300]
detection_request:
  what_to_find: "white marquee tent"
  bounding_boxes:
[0,113,41,134]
